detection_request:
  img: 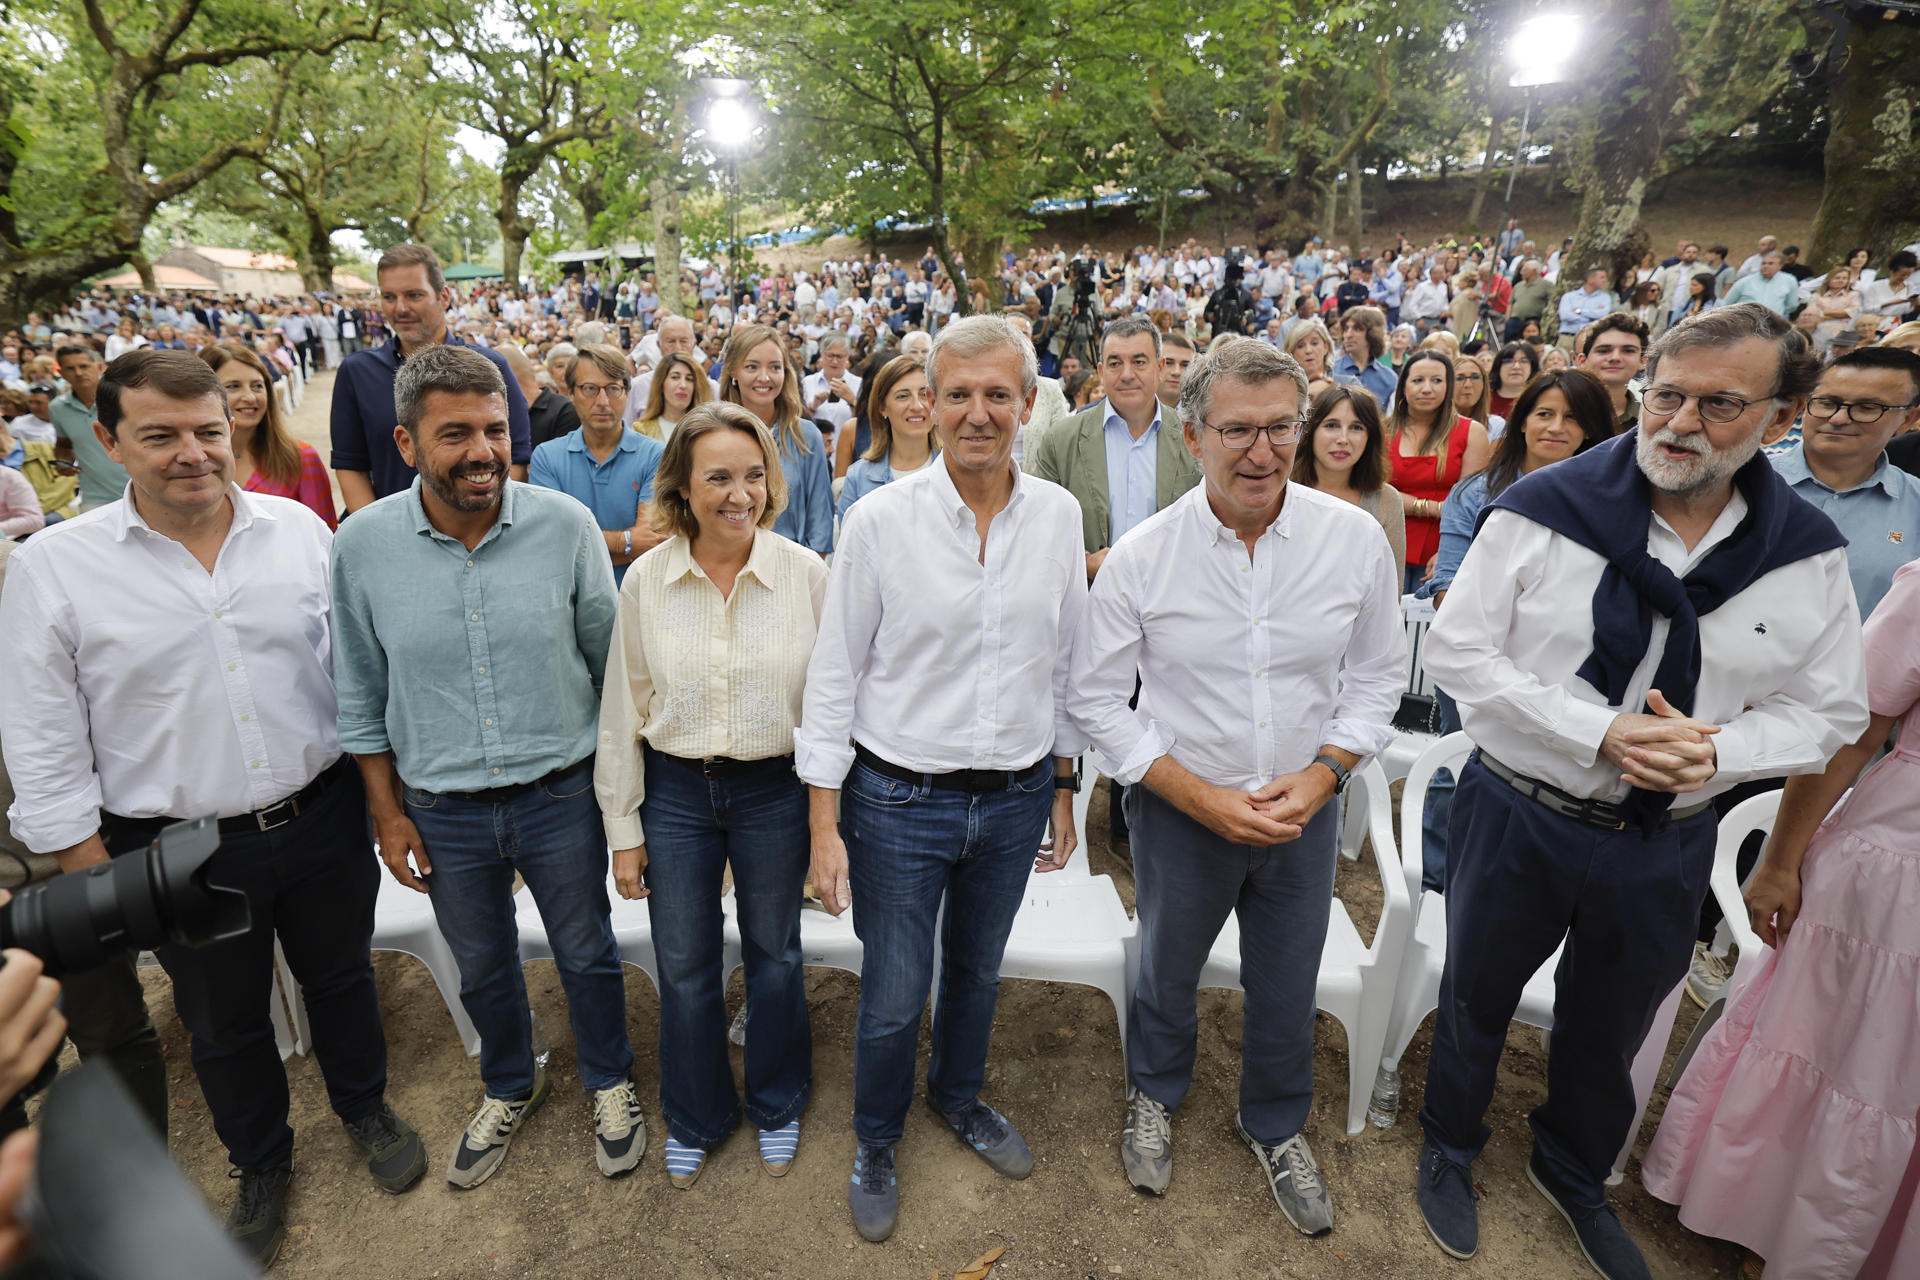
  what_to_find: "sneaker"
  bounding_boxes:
[342,1103,427,1193]
[1416,1140,1479,1259]
[758,1118,800,1176]
[1527,1151,1653,1280]
[849,1141,898,1243]
[934,1098,1034,1180]
[1120,1089,1172,1194]
[593,1081,647,1177]
[1236,1112,1332,1237]
[1685,942,1732,1009]
[226,1164,292,1267]
[664,1136,708,1189]
[446,1067,549,1189]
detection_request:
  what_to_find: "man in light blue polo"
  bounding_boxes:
[1555,267,1615,342]
[1723,251,1798,318]
[529,342,666,585]
[51,344,129,511]
[1769,345,1920,618]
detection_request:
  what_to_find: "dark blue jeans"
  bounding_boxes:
[1419,758,1715,1209]
[842,757,1054,1146]
[1418,687,1463,894]
[404,757,632,1098]
[640,749,811,1148]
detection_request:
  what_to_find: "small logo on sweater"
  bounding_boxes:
[1891,531,1905,544]
[1753,623,1767,635]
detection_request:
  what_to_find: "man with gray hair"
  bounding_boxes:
[1070,335,1404,1234]
[330,343,646,1193]
[798,314,1087,1244]
[801,330,861,440]
[1412,304,1869,1277]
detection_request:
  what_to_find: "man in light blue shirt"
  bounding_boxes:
[1331,307,1398,411]
[529,342,666,584]
[1723,251,1799,317]
[52,344,130,509]
[1369,251,1405,326]
[330,343,645,1191]
[1294,241,1324,293]
[1768,346,1920,617]
[1555,267,1615,339]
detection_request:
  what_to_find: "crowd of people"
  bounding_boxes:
[0,208,1916,1280]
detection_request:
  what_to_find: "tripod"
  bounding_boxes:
[1059,299,1100,371]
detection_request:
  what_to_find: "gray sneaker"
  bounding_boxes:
[849,1141,898,1243]
[446,1067,549,1189]
[1685,942,1732,1009]
[592,1081,647,1177]
[1121,1089,1172,1194]
[1236,1112,1333,1237]
[934,1098,1033,1179]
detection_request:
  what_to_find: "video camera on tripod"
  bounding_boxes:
[1057,257,1102,371]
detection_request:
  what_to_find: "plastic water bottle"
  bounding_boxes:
[530,1008,552,1071]
[1368,1065,1401,1128]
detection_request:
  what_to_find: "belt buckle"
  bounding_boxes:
[700,756,724,778]
[253,797,299,832]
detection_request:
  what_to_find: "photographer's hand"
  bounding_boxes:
[0,947,65,1106]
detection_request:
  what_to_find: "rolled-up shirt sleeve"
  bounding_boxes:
[795,503,882,787]
[328,542,392,756]
[0,556,103,851]
[1321,530,1406,762]
[594,593,653,849]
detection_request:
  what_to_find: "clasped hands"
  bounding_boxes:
[1601,688,1720,794]
[1192,765,1337,847]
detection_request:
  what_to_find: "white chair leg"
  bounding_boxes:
[1611,977,1688,1183]
[268,968,296,1061]
[416,936,482,1058]
[274,941,310,1057]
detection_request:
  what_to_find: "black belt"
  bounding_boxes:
[853,743,1045,794]
[1475,751,1713,832]
[106,756,351,838]
[651,749,794,780]
[436,758,589,804]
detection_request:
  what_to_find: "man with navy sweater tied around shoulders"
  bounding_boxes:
[1411,303,1870,1280]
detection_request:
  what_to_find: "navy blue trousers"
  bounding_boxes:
[1418,756,1715,1209]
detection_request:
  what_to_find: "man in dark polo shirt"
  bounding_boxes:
[330,243,531,513]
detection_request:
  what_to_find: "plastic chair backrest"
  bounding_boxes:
[1711,790,1779,975]
[1349,757,1412,959]
[1397,731,1474,908]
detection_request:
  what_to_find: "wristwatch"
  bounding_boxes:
[1054,760,1083,793]
[1311,753,1352,794]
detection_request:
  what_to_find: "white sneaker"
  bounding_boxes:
[447,1067,548,1189]
[593,1080,647,1177]
[1121,1089,1172,1194]
[1686,942,1732,1009]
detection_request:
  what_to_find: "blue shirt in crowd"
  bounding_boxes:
[330,479,617,793]
[771,421,834,554]
[1421,471,1495,599]
[1331,352,1398,411]
[329,334,532,501]
[1723,270,1800,317]
[1770,446,1920,618]
[1557,286,1615,332]
[1370,266,1405,311]
[1102,399,1162,548]
[51,392,128,508]
[838,453,937,521]
[528,427,666,585]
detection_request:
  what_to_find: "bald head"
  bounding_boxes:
[500,343,541,401]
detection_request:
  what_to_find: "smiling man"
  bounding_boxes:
[798,315,1086,1244]
[1574,313,1649,431]
[330,243,532,513]
[1070,336,1403,1232]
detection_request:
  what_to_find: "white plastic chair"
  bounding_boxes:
[1197,759,1413,1134]
[370,872,481,1057]
[517,869,742,998]
[1378,733,1683,1181]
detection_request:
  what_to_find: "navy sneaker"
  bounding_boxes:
[935,1098,1034,1179]
[1416,1140,1479,1259]
[1527,1151,1653,1280]
[849,1141,898,1242]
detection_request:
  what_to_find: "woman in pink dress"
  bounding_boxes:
[198,341,337,528]
[1642,559,1920,1279]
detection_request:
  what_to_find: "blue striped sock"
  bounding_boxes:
[664,1137,706,1181]
[758,1119,800,1166]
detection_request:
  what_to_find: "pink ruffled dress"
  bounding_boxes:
[1642,560,1920,1279]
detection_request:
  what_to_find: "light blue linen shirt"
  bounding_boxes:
[1557,286,1615,332]
[330,478,618,792]
[1102,398,1161,548]
[1722,270,1799,317]
[51,393,129,507]
[771,420,834,554]
[1769,447,1920,618]
[528,426,666,584]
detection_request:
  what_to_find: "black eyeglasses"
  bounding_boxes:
[1200,418,1306,449]
[1641,387,1773,424]
[1805,395,1918,425]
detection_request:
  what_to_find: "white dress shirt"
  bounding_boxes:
[796,458,1089,786]
[9,414,55,445]
[1426,502,1869,805]
[1070,483,1405,790]
[0,486,341,852]
[595,531,827,847]
[801,369,862,435]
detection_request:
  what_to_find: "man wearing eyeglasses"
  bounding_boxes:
[1070,337,1404,1235]
[1411,303,1869,1279]
[1770,345,1920,618]
[530,343,667,585]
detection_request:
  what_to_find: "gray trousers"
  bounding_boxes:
[1127,786,1338,1145]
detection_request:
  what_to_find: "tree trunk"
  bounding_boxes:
[301,215,335,293]
[1547,0,1679,339]
[1324,178,1340,242]
[129,252,156,293]
[1805,11,1920,268]
[1466,107,1505,230]
[498,170,531,288]
[649,174,685,317]
[0,234,140,329]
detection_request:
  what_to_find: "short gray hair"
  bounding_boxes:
[1177,336,1309,428]
[394,344,506,432]
[927,314,1037,398]
[1101,314,1162,358]
[1647,302,1821,401]
[818,331,851,354]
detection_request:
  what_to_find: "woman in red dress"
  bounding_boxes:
[199,341,337,528]
[1388,349,1489,593]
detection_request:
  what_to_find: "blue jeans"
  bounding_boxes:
[842,757,1054,1146]
[640,749,811,1148]
[1419,686,1463,894]
[404,757,633,1098]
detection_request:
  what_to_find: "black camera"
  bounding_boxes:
[0,818,249,979]
[1069,257,1097,297]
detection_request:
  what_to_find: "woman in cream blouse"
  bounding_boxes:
[595,402,828,1189]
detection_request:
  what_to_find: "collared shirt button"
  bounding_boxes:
[492,767,501,775]
[239,713,251,722]
[466,559,475,567]
[213,609,224,618]
[471,613,479,621]
[485,718,494,726]
[476,666,486,675]
[226,662,236,671]
[249,761,260,769]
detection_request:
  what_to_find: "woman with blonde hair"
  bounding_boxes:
[597,401,825,1189]
[198,340,335,527]
[1880,320,1920,355]
[837,355,937,519]
[1283,317,1337,398]
[1806,264,1863,355]
[634,351,714,441]
[720,323,832,553]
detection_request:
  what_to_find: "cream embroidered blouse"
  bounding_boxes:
[594,530,828,847]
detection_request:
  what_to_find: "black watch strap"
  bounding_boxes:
[1054,761,1083,792]
[1312,753,1352,794]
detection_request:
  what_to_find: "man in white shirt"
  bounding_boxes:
[0,351,426,1267]
[1406,265,1453,338]
[1412,304,1869,1277]
[1736,234,1780,279]
[798,315,1085,1245]
[801,332,861,441]
[1859,249,1917,331]
[11,385,56,444]
[1073,337,1403,1234]
[622,315,719,424]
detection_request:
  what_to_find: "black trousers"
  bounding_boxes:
[1418,757,1715,1209]
[100,761,387,1171]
